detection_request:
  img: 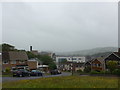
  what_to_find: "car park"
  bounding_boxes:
[13,69,31,77]
[30,70,43,76]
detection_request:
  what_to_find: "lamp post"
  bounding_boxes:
[40,61,43,77]
[71,57,73,76]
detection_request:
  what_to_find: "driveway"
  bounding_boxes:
[2,72,71,82]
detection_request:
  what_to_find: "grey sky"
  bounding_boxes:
[2,2,118,52]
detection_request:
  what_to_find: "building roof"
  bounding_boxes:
[90,56,105,64]
[9,51,28,60]
[113,52,120,58]
[2,51,28,61]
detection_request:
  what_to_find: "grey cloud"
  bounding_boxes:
[2,2,118,52]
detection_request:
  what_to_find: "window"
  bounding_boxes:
[79,58,81,60]
[97,64,101,67]
[3,60,9,64]
[19,60,25,64]
[11,61,16,64]
[72,58,77,60]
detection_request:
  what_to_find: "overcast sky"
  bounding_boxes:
[2,2,118,52]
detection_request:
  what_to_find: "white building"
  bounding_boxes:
[56,56,86,63]
[55,56,86,71]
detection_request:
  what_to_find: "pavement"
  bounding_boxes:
[2,72,71,82]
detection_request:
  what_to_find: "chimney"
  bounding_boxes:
[30,46,32,51]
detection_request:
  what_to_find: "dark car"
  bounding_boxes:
[30,70,43,76]
[13,69,30,77]
[50,69,62,75]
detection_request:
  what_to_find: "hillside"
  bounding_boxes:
[56,47,118,56]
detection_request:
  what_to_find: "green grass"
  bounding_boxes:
[2,76,119,88]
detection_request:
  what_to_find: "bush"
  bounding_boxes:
[90,71,100,74]
[112,69,120,75]
[84,66,91,73]
[99,71,106,74]
[104,71,111,74]
[76,69,82,73]
[5,68,11,72]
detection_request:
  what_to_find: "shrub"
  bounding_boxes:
[90,71,99,74]
[112,69,120,75]
[106,61,118,73]
[76,69,82,73]
[5,68,11,72]
[104,71,111,74]
[99,71,106,74]
[84,66,91,73]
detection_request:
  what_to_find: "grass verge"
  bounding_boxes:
[2,76,119,88]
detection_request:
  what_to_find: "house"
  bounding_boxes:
[27,59,38,70]
[27,58,49,72]
[2,51,28,71]
[91,57,105,72]
[88,48,120,72]
[104,49,120,70]
[84,60,92,72]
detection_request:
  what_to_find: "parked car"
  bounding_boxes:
[50,69,62,75]
[13,69,31,77]
[30,70,43,76]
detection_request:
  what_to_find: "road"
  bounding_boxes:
[2,72,71,82]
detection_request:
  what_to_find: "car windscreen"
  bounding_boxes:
[31,70,37,72]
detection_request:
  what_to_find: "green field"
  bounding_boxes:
[2,76,119,88]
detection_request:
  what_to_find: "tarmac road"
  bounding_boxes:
[2,72,71,82]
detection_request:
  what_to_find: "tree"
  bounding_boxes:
[48,62,57,70]
[84,66,91,73]
[37,55,57,70]
[26,51,37,59]
[107,61,118,73]
[2,43,16,51]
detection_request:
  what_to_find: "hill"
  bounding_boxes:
[56,47,118,56]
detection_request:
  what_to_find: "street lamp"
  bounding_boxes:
[71,56,73,76]
[40,61,43,77]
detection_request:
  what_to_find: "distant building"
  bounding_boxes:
[39,51,56,60]
[29,46,39,55]
[56,56,85,63]
[30,50,39,55]
[56,56,86,72]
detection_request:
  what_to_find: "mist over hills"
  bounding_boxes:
[56,47,118,56]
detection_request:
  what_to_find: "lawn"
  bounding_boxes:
[2,76,119,88]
